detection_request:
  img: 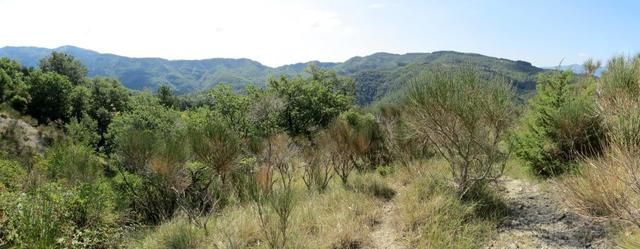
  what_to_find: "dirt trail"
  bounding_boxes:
[486,178,609,249]
[371,193,408,249]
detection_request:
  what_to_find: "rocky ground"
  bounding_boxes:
[486,178,610,249]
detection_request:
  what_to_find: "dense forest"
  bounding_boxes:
[1,50,640,249]
[0,46,544,105]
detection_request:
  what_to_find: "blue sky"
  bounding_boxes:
[0,0,638,67]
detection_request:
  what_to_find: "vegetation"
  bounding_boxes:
[4,49,634,248]
[1,46,544,104]
[510,70,603,176]
[405,66,516,195]
[559,55,640,233]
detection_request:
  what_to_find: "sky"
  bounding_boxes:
[0,0,639,67]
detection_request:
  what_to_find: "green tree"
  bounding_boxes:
[87,77,130,136]
[0,58,30,112]
[509,71,603,176]
[156,84,177,108]
[107,93,177,168]
[268,65,354,139]
[27,71,73,123]
[69,85,92,120]
[208,84,253,137]
[39,52,88,85]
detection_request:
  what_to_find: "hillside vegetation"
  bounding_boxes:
[3,50,637,249]
[0,46,544,104]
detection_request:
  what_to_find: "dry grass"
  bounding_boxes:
[557,144,640,225]
[128,159,506,249]
[393,160,505,249]
[128,173,381,249]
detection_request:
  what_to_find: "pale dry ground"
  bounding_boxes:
[486,178,610,249]
[0,115,44,154]
[370,189,409,249]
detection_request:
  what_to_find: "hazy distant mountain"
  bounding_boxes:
[0,45,546,105]
[542,64,606,77]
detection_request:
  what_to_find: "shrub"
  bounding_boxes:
[397,165,506,249]
[558,55,640,229]
[187,108,241,184]
[343,110,390,169]
[405,66,516,194]
[0,159,27,192]
[322,119,358,185]
[251,179,297,249]
[0,182,119,248]
[251,134,297,249]
[376,104,428,167]
[161,222,204,249]
[510,71,603,176]
[598,55,640,146]
[46,141,103,185]
[301,146,333,193]
[559,144,640,225]
[268,65,354,139]
[351,174,396,201]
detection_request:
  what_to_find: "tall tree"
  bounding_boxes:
[268,65,354,139]
[39,52,88,85]
[156,84,177,108]
[0,58,30,112]
[27,71,73,123]
[88,77,130,135]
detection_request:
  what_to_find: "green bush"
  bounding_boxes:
[46,142,103,185]
[509,71,603,176]
[405,65,516,194]
[161,222,203,249]
[0,182,119,248]
[0,159,27,192]
[598,55,640,146]
[398,173,506,249]
[351,174,396,201]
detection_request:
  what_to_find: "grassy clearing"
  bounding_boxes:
[127,172,384,249]
[127,159,507,249]
[392,160,507,249]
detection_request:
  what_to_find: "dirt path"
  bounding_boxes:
[371,193,408,249]
[486,178,609,249]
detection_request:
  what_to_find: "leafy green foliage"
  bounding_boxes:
[66,115,100,148]
[39,51,88,85]
[1,47,545,105]
[0,58,30,112]
[509,71,603,176]
[45,141,103,185]
[597,55,640,146]
[84,77,130,137]
[0,159,27,192]
[156,84,177,108]
[186,107,241,182]
[207,84,253,137]
[0,182,119,248]
[269,65,354,139]
[27,71,74,123]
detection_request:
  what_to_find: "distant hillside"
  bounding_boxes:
[0,46,546,105]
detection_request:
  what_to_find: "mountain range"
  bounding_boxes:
[0,45,546,105]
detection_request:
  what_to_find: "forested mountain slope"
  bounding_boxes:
[0,46,545,104]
